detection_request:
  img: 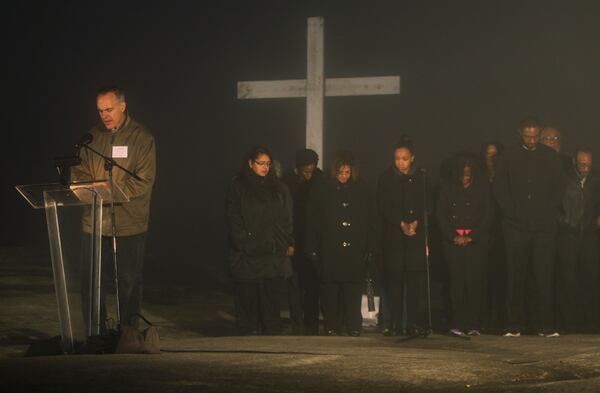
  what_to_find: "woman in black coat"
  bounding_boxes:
[437,155,493,336]
[227,146,294,335]
[377,137,430,335]
[305,150,378,336]
[480,142,505,332]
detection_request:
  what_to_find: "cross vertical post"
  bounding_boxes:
[306,17,325,164]
[237,16,400,168]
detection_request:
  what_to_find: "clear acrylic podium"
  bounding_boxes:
[16,181,128,353]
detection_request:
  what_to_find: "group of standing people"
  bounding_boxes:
[226,118,600,338]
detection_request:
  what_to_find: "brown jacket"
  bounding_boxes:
[71,115,156,236]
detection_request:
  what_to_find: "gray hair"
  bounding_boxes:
[97,85,125,102]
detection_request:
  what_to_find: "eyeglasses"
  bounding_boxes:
[541,136,560,142]
[254,160,272,167]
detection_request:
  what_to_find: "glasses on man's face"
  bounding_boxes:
[254,160,272,167]
[542,136,560,142]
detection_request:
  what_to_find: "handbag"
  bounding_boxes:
[115,313,161,354]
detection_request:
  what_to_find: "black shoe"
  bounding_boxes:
[381,328,392,336]
[408,326,427,337]
[348,330,361,337]
[326,329,339,336]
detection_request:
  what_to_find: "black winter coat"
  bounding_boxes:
[305,177,379,282]
[282,168,323,252]
[227,170,294,281]
[493,143,563,231]
[436,181,493,244]
[377,166,431,272]
[559,169,600,234]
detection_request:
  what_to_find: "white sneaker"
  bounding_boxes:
[449,328,467,337]
[544,332,560,338]
[503,331,521,337]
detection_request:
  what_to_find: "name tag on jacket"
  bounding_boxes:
[112,146,128,158]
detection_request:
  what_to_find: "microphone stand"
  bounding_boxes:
[80,142,141,328]
[421,168,433,338]
[53,156,82,186]
[80,143,141,181]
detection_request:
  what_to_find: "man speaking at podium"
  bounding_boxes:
[71,86,156,330]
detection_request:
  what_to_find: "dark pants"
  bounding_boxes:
[556,230,599,332]
[387,270,428,332]
[288,254,320,334]
[286,273,304,333]
[444,241,487,331]
[503,223,556,333]
[320,281,363,333]
[234,278,282,335]
[485,228,506,332]
[386,271,405,332]
[81,233,147,332]
[376,265,393,330]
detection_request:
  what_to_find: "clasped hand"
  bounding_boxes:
[400,220,418,236]
[453,235,472,246]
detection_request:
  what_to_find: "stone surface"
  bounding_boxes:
[3,246,600,392]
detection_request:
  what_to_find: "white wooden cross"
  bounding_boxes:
[237,16,400,166]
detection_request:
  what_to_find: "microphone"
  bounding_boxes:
[75,133,93,149]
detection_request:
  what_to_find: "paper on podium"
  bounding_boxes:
[16,180,129,209]
[69,180,129,205]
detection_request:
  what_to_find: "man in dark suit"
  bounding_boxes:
[494,118,563,337]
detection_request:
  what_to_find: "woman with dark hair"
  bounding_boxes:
[281,148,323,335]
[305,150,378,336]
[480,141,503,183]
[437,154,493,337]
[377,136,431,335]
[226,146,294,335]
[480,141,505,332]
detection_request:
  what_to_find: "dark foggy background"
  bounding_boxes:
[4,1,600,282]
